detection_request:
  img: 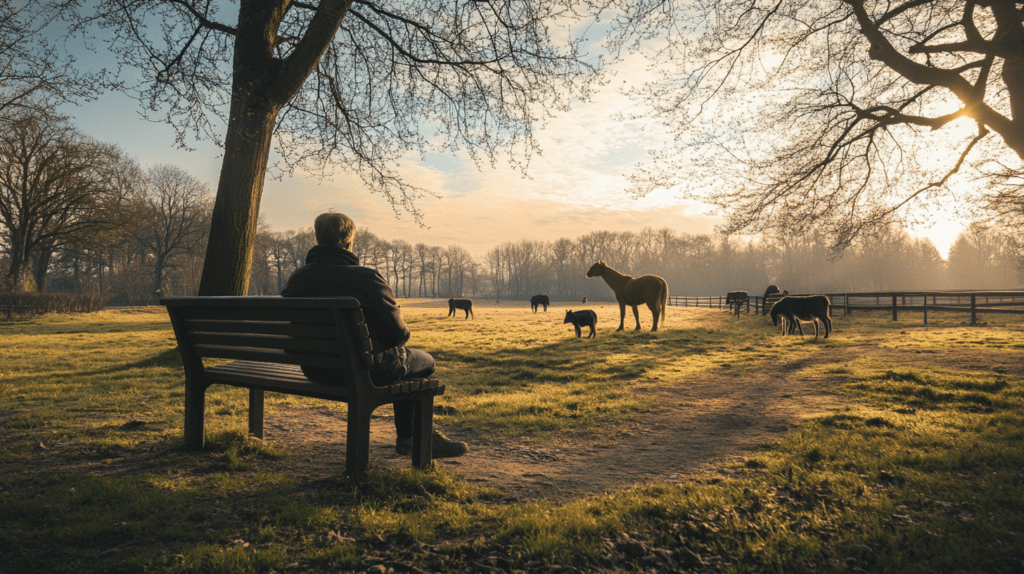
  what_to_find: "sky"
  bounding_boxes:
[54,12,967,261]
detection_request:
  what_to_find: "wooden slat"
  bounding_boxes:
[211,361,312,382]
[205,363,351,400]
[175,306,336,324]
[184,320,338,338]
[162,296,362,310]
[189,332,342,353]
[193,345,348,368]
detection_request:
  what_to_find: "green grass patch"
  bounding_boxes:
[1,303,1022,572]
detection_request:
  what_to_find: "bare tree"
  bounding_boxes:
[0,109,126,291]
[622,0,1024,252]
[66,0,612,295]
[0,2,101,115]
[126,165,212,299]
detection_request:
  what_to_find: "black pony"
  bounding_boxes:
[447,298,474,319]
[769,295,832,339]
[530,295,550,313]
[564,309,597,338]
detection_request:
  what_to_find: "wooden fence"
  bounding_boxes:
[668,290,1024,325]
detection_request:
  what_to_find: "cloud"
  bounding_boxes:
[258,50,720,258]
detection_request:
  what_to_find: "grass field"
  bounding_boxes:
[1,300,1023,573]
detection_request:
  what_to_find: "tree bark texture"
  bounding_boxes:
[198,0,354,296]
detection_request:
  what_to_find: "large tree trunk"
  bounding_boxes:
[4,232,29,291]
[195,0,353,296]
[153,254,167,301]
[33,245,54,293]
[198,97,277,296]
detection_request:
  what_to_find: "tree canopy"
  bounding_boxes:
[63,0,613,294]
[617,0,1024,253]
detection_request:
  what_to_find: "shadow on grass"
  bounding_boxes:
[75,347,184,377]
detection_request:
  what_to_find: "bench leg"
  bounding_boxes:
[346,401,372,478]
[249,389,265,439]
[412,393,435,469]
[183,380,207,449]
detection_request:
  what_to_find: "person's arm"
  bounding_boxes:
[369,271,411,349]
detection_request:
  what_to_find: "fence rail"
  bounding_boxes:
[667,290,1024,325]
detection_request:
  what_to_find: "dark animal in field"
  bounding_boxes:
[447,298,474,319]
[530,295,550,313]
[564,309,597,338]
[770,295,832,339]
[725,291,748,317]
[762,285,781,315]
[581,296,587,304]
[586,261,668,332]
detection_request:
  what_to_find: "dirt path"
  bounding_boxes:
[265,372,851,502]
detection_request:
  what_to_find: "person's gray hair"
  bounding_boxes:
[314,212,356,248]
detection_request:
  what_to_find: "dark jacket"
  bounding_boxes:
[281,245,411,384]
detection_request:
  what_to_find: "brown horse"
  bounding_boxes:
[585,261,668,332]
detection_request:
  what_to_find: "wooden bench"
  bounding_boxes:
[161,296,445,477]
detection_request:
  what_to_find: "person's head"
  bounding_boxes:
[314,212,356,249]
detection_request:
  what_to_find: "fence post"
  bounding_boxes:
[844,294,849,317]
[971,295,977,325]
[923,293,928,326]
[892,295,898,321]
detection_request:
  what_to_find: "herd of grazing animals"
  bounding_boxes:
[443,265,831,340]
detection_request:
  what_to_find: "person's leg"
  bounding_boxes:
[392,348,466,457]
[403,347,435,378]
[392,348,434,439]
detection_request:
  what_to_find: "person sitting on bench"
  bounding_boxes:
[281,211,468,458]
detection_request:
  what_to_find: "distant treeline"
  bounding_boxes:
[3,218,1020,305]
[249,223,1022,302]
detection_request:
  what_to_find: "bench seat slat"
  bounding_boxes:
[212,361,313,382]
[194,345,349,368]
[206,361,446,399]
[206,362,351,400]
[190,332,343,353]
[185,320,338,338]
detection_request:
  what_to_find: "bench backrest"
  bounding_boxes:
[162,296,374,375]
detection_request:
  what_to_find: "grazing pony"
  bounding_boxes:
[530,294,550,313]
[769,295,832,339]
[564,309,597,338]
[762,285,781,316]
[585,261,668,332]
[725,291,748,317]
[447,298,474,319]
[581,296,588,304]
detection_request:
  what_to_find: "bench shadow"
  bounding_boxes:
[76,347,184,377]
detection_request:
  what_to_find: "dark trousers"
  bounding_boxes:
[377,348,435,439]
[303,347,435,440]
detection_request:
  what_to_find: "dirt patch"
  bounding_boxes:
[261,371,852,502]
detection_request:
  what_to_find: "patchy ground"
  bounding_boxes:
[260,371,852,502]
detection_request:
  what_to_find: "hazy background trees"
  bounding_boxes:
[124,165,213,301]
[242,222,1022,303]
